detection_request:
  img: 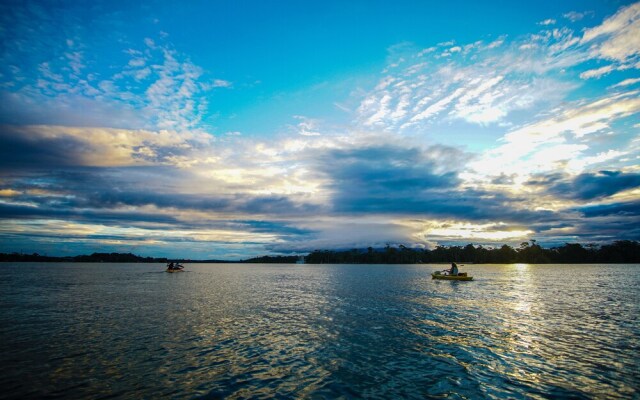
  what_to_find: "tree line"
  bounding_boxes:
[304,240,640,264]
[0,252,169,263]
[1,240,638,264]
[0,252,300,263]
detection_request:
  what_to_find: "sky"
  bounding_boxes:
[0,0,639,259]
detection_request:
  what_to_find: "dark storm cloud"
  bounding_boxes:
[90,190,320,216]
[313,144,559,223]
[234,220,313,236]
[525,201,640,244]
[0,197,312,241]
[4,123,635,251]
[0,186,316,223]
[0,162,317,240]
[315,145,460,215]
[576,200,640,217]
[531,171,640,200]
[239,195,321,215]
[0,125,203,171]
[84,190,231,211]
[0,125,215,172]
[0,125,86,169]
[0,93,149,130]
[0,123,320,218]
[68,178,321,216]
[320,145,460,192]
[491,173,517,185]
[566,216,640,242]
[0,201,181,225]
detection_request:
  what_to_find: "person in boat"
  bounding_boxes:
[167,261,185,271]
[448,262,459,276]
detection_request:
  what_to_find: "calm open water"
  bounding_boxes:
[0,263,638,399]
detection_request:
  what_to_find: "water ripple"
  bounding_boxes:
[0,263,638,399]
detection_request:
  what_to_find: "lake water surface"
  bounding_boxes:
[1,263,638,399]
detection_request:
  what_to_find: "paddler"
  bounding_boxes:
[449,262,459,276]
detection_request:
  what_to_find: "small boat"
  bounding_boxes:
[165,262,185,273]
[432,271,473,281]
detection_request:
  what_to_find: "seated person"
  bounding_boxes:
[449,262,459,275]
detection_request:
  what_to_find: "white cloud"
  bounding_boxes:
[467,90,640,181]
[421,221,533,242]
[609,77,640,88]
[3,27,218,133]
[519,43,537,51]
[211,79,232,88]
[360,44,575,131]
[567,149,627,173]
[357,4,640,137]
[452,75,506,123]
[538,19,556,26]
[38,62,64,82]
[364,93,393,126]
[417,47,437,56]
[406,87,465,125]
[133,67,151,81]
[563,11,593,22]
[485,38,505,49]
[128,58,146,67]
[581,2,640,62]
[292,115,322,136]
[504,91,640,141]
[579,65,614,79]
[65,51,84,75]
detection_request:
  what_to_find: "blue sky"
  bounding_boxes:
[0,0,639,259]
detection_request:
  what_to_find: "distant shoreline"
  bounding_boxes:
[0,252,299,264]
[1,240,639,264]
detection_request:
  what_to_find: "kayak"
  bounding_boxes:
[166,263,185,273]
[432,272,473,281]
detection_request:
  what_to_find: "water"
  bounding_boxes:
[0,263,638,399]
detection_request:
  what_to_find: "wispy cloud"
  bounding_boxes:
[0,4,231,132]
[358,3,640,136]
[563,11,594,22]
[579,2,640,75]
[538,19,556,26]
[356,37,578,131]
[467,90,640,181]
[580,65,615,79]
[609,77,640,88]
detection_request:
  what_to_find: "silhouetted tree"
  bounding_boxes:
[3,240,639,264]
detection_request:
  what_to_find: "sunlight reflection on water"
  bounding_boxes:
[0,263,638,399]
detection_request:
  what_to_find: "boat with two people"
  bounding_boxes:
[432,262,473,281]
[166,262,185,273]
